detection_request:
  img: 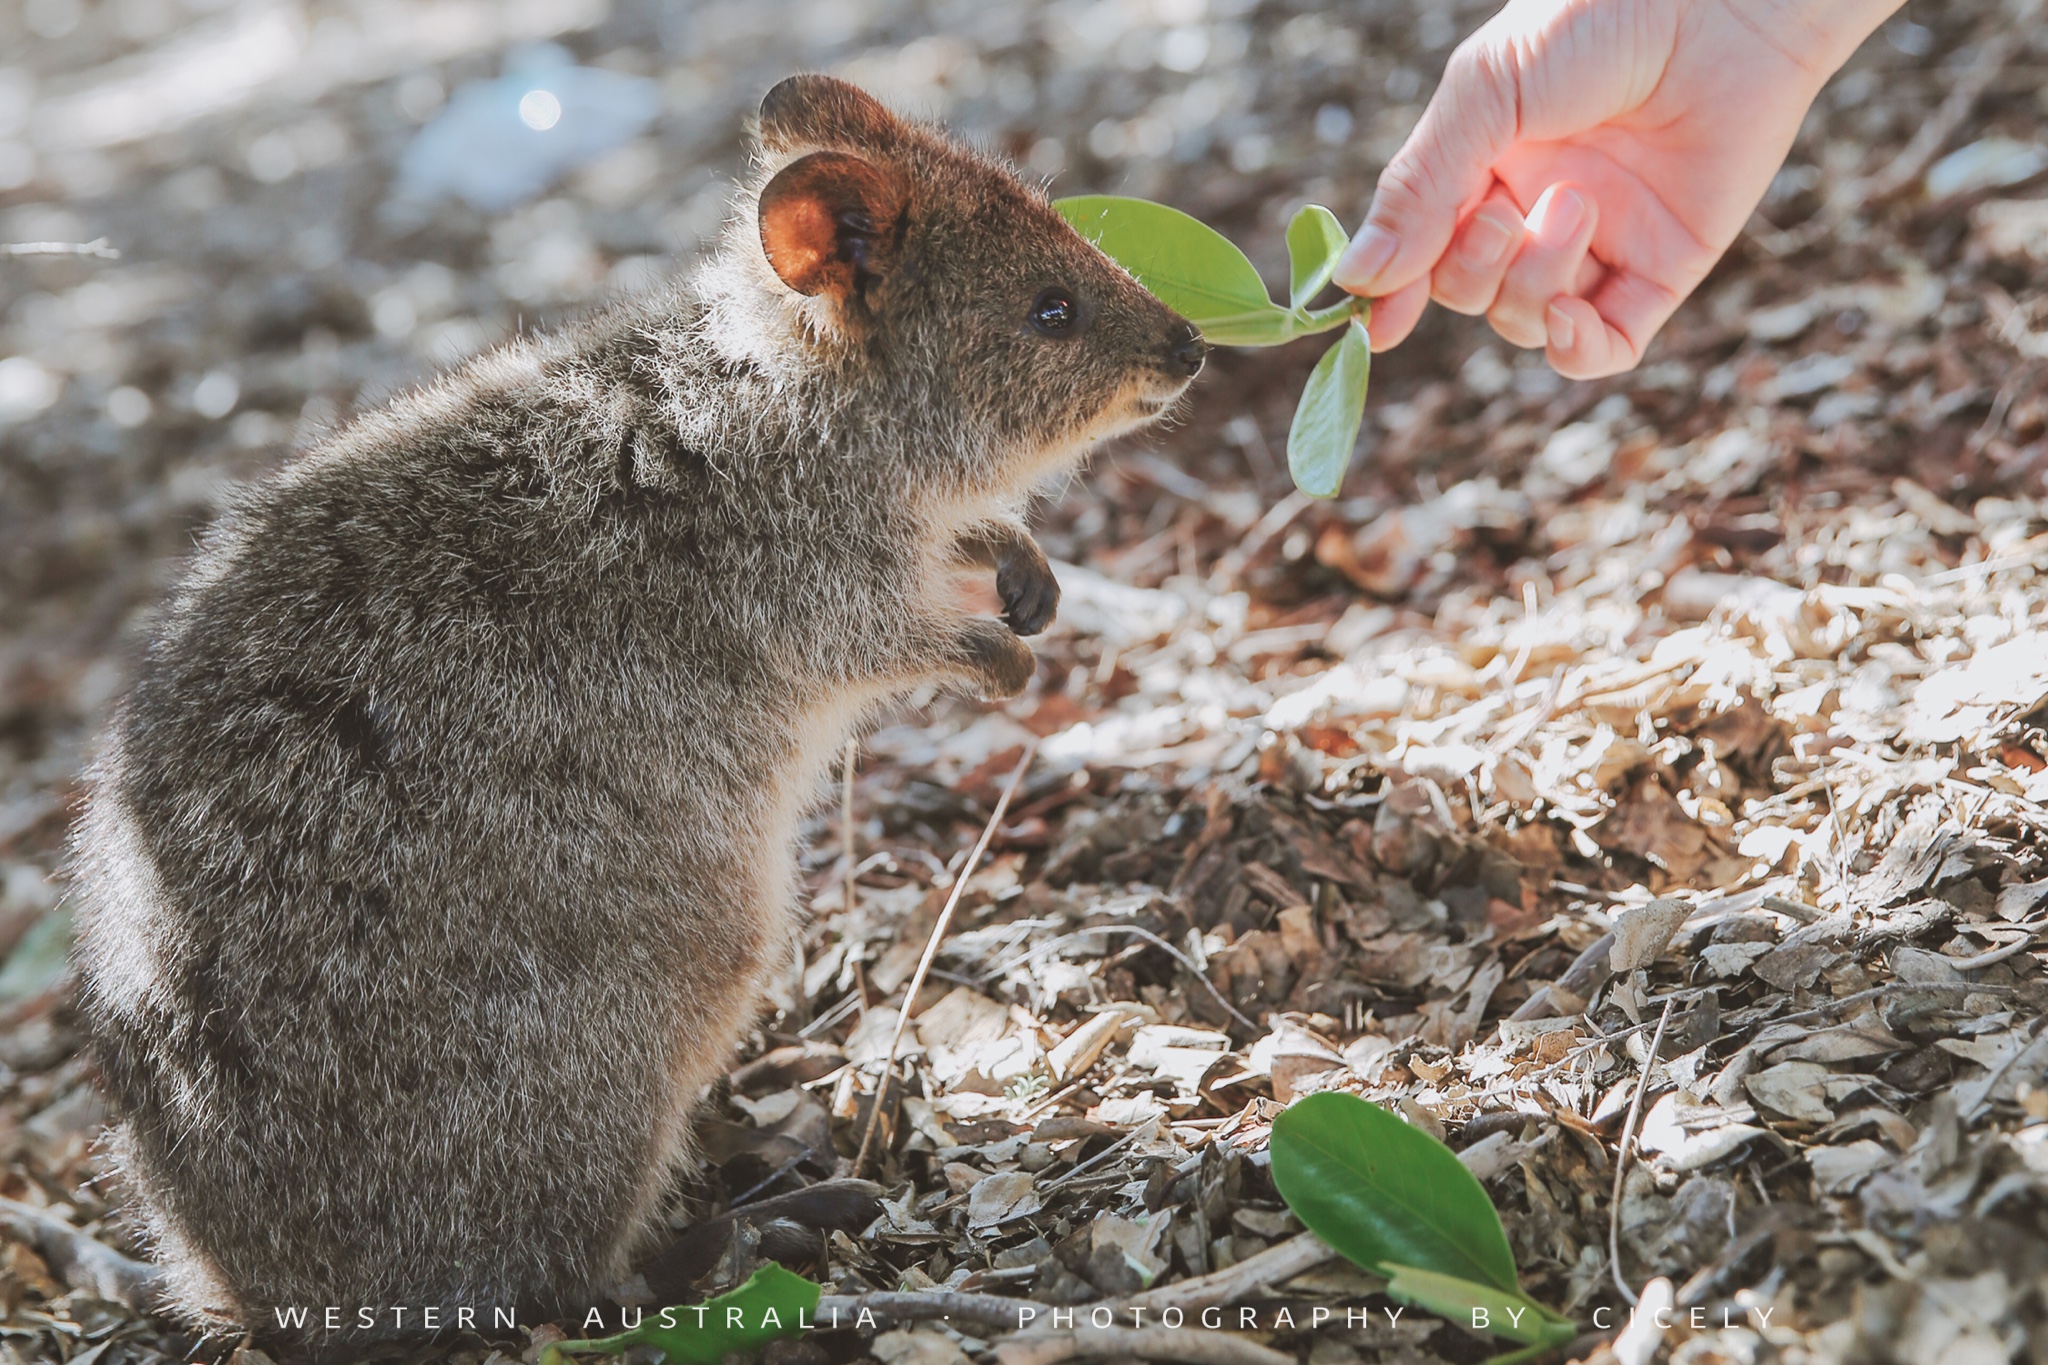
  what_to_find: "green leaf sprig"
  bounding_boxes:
[540,1264,820,1365]
[1054,195,1371,498]
[1269,1092,1577,1363]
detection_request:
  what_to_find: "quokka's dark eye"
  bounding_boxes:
[1029,288,1080,336]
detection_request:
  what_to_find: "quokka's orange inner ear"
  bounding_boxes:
[758,150,907,301]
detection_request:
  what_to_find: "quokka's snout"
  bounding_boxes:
[1165,318,1208,379]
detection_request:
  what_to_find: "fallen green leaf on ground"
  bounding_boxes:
[1270,1092,1574,1358]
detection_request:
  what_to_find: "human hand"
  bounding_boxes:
[1333,0,1904,378]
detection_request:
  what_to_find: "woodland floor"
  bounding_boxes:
[5,0,2048,1363]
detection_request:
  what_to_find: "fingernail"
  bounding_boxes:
[1529,187,1586,247]
[1460,212,1516,269]
[1332,224,1398,290]
[1546,302,1575,351]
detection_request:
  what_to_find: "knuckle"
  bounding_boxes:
[1371,158,1438,221]
[1440,39,1489,90]
[1441,38,1520,134]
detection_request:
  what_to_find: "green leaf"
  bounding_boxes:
[1379,1264,1578,1349]
[1286,204,1349,311]
[1283,319,1371,499]
[1192,309,1305,347]
[1054,194,1294,346]
[1269,1091,1517,1293]
[542,1265,821,1365]
[1048,193,1381,495]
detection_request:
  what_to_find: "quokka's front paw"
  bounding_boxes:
[952,618,1036,698]
[957,522,1060,638]
[996,540,1059,638]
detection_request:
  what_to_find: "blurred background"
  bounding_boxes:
[6,0,2048,1359]
[5,0,2035,925]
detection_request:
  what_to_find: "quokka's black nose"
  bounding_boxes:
[1167,322,1207,379]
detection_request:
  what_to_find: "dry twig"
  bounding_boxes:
[1608,997,1676,1304]
[816,1290,1031,1332]
[995,1327,1295,1365]
[1122,1231,1335,1313]
[853,743,1035,1172]
[981,923,1260,1033]
[0,1198,161,1310]
[1954,925,2043,971]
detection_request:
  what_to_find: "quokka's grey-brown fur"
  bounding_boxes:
[67,75,1201,1355]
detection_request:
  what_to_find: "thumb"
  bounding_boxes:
[1332,43,1520,299]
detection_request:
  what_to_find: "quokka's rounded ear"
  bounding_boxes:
[758,150,908,302]
[759,74,902,153]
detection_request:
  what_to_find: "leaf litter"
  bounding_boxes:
[6,1,2048,1363]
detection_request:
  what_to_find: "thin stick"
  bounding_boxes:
[997,1327,1294,1365]
[979,924,1259,1033]
[815,1290,1033,1332]
[802,1239,1340,1346]
[797,988,862,1040]
[1123,1230,1334,1312]
[1609,996,1676,1304]
[1962,1018,2048,1122]
[1037,1129,1139,1192]
[0,1198,160,1309]
[1920,549,2044,587]
[1748,980,2011,1031]
[853,743,1035,1173]
[1020,1077,1088,1121]
[1520,979,2023,1089]
[1954,925,2043,972]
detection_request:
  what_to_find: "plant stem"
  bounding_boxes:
[853,743,1035,1172]
[1290,294,1370,340]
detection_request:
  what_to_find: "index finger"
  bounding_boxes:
[1330,41,1520,300]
